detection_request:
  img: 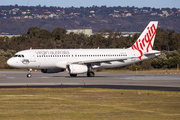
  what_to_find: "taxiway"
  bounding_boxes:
[0,71,180,91]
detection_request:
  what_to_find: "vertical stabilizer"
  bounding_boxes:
[131,21,158,60]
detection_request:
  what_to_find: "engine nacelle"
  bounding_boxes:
[41,68,64,73]
[66,64,88,74]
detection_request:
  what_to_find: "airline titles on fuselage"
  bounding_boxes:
[35,50,70,55]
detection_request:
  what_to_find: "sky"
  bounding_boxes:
[0,0,180,8]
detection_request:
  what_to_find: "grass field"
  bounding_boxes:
[0,88,179,120]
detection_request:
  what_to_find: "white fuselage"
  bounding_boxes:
[7,48,159,70]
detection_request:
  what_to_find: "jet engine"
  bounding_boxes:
[41,68,64,73]
[66,64,88,74]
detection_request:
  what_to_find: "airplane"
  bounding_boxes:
[7,21,161,78]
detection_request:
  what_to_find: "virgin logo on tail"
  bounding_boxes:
[132,23,157,60]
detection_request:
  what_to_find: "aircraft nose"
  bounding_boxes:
[7,58,14,67]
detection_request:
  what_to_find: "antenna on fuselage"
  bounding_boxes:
[30,47,32,50]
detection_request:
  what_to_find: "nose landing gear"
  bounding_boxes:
[27,69,32,78]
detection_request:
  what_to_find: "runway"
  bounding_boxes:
[0,70,180,91]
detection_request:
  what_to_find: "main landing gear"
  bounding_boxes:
[27,69,32,78]
[87,71,95,77]
[87,64,95,77]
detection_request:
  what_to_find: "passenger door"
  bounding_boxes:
[30,51,36,62]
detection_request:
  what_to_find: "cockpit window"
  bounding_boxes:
[13,54,25,58]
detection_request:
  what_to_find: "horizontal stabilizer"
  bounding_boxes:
[143,50,161,55]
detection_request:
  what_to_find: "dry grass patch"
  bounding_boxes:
[0,88,179,120]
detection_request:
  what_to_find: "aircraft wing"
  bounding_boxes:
[71,57,134,64]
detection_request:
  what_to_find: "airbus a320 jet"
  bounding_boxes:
[7,21,161,78]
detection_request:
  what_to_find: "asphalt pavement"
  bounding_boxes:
[0,70,180,91]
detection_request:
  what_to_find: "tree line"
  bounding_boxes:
[0,27,180,70]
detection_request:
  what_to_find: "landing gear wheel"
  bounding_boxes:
[87,71,95,77]
[27,69,32,78]
[27,73,32,78]
[70,74,77,77]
